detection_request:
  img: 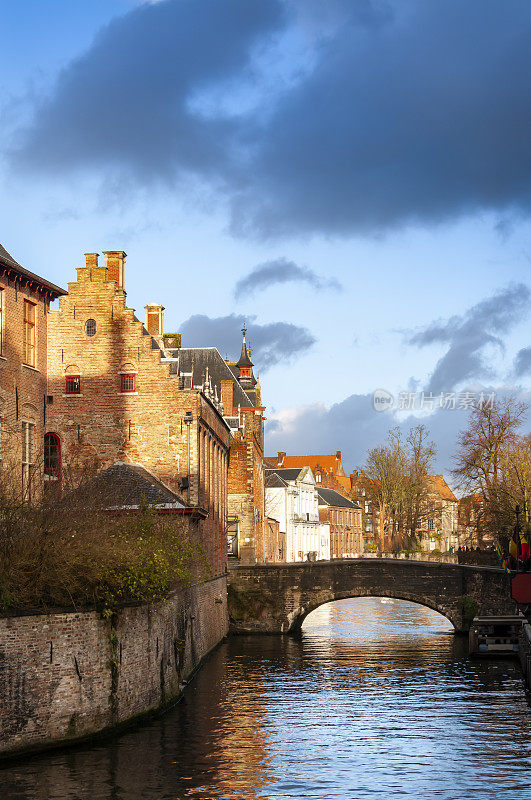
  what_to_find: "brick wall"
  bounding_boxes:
[226,408,264,565]
[0,576,228,759]
[0,274,50,499]
[46,255,230,576]
[318,506,364,558]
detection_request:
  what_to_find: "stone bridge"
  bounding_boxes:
[227,559,513,634]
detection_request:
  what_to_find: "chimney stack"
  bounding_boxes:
[145,304,165,337]
[102,250,126,288]
[84,253,99,269]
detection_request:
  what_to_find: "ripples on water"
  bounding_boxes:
[1,598,531,800]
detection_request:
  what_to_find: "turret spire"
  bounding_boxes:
[237,323,253,371]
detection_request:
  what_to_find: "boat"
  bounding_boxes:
[468,614,525,657]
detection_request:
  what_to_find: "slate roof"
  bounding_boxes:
[316,487,358,509]
[71,463,186,509]
[264,467,306,482]
[177,347,255,408]
[237,339,253,367]
[0,242,65,297]
[264,472,289,488]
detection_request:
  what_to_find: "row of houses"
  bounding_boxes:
[263,451,466,556]
[0,242,472,570]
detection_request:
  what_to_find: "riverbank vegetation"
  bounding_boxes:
[0,480,209,614]
[454,396,531,543]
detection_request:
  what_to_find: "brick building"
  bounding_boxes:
[417,475,459,552]
[264,452,374,554]
[2,245,266,570]
[265,450,351,493]
[173,329,266,565]
[349,469,386,551]
[46,251,230,576]
[264,516,284,562]
[316,487,363,558]
[458,494,491,548]
[0,243,65,501]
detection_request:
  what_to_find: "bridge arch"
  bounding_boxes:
[228,559,512,635]
[291,591,459,632]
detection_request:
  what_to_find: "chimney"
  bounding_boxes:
[336,450,342,461]
[220,380,234,416]
[277,451,286,466]
[145,304,165,337]
[84,253,99,269]
[102,251,126,288]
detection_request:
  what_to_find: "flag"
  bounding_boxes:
[496,541,511,573]
[510,523,522,559]
[521,531,530,560]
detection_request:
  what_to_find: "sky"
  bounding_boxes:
[1,0,530,483]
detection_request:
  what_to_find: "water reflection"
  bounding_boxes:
[1,598,530,800]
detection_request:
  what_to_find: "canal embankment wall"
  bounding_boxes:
[0,575,228,759]
[519,621,531,691]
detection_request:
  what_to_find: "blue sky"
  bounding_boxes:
[1,0,530,480]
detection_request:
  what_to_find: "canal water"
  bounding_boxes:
[2,597,531,800]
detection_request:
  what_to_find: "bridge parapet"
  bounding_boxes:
[227,559,513,634]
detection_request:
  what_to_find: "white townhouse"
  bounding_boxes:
[264,466,331,562]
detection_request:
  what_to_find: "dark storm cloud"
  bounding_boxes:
[266,387,531,477]
[179,313,315,370]
[230,0,531,237]
[514,347,531,377]
[408,284,530,393]
[265,392,470,478]
[11,0,531,237]
[11,0,284,180]
[233,258,341,299]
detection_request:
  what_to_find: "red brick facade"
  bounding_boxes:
[0,245,64,501]
[221,374,265,564]
[1,245,267,572]
[46,252,230,577]
[318,504,363,558]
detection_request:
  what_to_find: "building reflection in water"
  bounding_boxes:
[1,598,530,800]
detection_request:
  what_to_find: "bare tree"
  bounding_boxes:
[453,396,529,542]
[366,425,436,553]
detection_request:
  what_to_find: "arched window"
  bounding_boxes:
[44,433,61,490]
[85,319,97,337]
